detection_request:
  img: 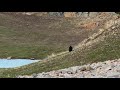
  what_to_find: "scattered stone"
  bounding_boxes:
[79,66,94,71]
[112,26,116,29]
[35,73,52,78]
[17,75,33,78]
[64,73,73,78]
[67,71,73,74]
[59,73,65,77]
[18,58,120,78]
[32,73,38,78]
[70,66,80,74]
[86,66,94,71]
[80,66,87,71]
[105,66,113,71]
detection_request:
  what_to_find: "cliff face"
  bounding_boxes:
[20,12,116,18]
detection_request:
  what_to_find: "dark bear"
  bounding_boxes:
[69,46,73,52]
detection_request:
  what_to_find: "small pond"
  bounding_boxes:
[0,59,40,68]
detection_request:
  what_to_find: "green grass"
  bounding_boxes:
[0,44,65,59]
[0,25,66,59]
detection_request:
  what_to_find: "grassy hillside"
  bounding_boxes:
[0,13,98,59]
[0,19,119,78]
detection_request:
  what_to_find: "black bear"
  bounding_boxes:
[69,46,73,52]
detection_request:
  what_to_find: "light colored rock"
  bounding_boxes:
[82,12,89,17]
[59,73,65,77]
[67,71,73,74]
[86,66,94,71]
[36,73,52,78]
[70,66,80,74]
[106,72,120,78]
[32,73,38,78]
[84,73,96,78]
[17,75,33,78]
[79,66,87,71]
[89,12,98,17]
[77,12,82,16]
[64,12,77,17]
[104,20,115,29]
[22,12,36,15]
[116,66,120,70]
[104,66,112,71]
[78,74,85,78]
[79,65,94,71]
[63,73,73,78]
[57,69,66,74]
[107,75,120,78]
[7,56,12,60]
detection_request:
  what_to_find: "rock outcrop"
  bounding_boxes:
[14,12,116,18]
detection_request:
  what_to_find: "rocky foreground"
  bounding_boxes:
[18,59,120,78]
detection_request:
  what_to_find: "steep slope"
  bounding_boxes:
[0,15,119,78]
[0,13,97,59]
[0,12,115,59]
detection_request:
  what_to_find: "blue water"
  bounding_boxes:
[0,59,40,68]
